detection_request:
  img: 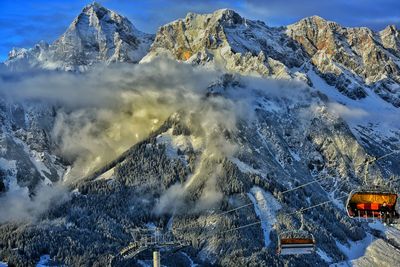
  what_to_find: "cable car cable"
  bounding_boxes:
[174,150,399,232]
[373,150,399,162]
[215,195,348,236]
[281,177,327,194]
[173,176,329,231]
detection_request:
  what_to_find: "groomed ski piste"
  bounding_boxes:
[247,186,282,247]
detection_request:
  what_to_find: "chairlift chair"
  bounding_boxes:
[277,230,316,255]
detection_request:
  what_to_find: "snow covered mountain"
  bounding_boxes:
[5,3,154,71]
[0,2,154,197]
[144,9,400,107]
[1,5,400,267]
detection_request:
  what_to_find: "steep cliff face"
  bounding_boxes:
[0,99,67,193]
[5,3,154,71]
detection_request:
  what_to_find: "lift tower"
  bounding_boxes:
[115,228,190,266]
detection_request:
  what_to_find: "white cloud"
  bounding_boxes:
[328,102,369,120]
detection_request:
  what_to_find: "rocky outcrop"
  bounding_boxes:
[142,9,307,82]
[380,25,400,54]
[145,11,400,107]
[287,16,400,102]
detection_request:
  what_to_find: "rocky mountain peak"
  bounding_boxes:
[75,2,129,29]
[380,24,400,52]
[382,24,398,34]
[184,8,243,26]
[144,8,306,80]
[294,15,341,31]
[146,9,400,106]
[211,8,244,26]
[286,15,400,104]
[5,2,154,71]
[82,1,105,12]
[301,15,328,24]
[58,2,137,49]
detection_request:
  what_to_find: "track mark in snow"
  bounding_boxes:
[317,248,333,263]
[94,167,115,181]
[247,186,281,247]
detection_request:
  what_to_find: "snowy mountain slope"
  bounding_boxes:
[0,99,67,195]
[1,71,397,266]
[0,2,155,193]
[247,186,281,247]
[307,70,400,177]
[5,3,154,71]
[342,223,400,267]
[351,238,400,267]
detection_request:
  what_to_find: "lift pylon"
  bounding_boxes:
[114,228,190,266]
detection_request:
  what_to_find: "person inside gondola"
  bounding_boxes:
[380,201,393,224]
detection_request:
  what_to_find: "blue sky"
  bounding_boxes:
[1,0,400,62]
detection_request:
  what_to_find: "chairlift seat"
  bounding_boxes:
[277,230,316,255]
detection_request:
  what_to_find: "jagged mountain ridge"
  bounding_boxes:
[142,9,309,81]
[144,9,400,107]
[4,5,400,108]
[287,16,400,105]
[5,3,154,71]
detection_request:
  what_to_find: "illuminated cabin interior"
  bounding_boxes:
[346,190,399,220]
